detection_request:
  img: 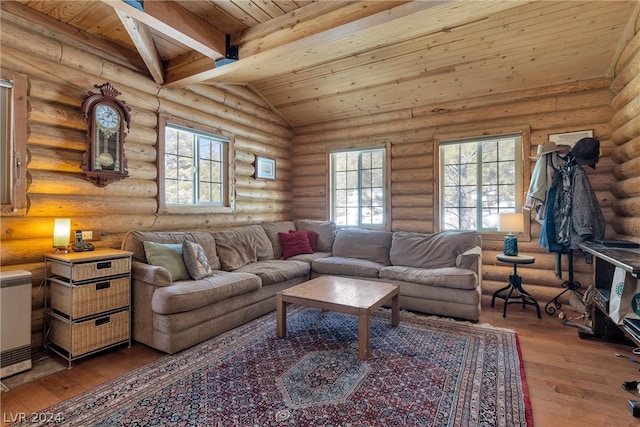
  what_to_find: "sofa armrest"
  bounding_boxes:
[131,260,172,287]
[456,246,482,271]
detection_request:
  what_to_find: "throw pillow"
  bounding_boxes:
[278,230,314,259]
[182,240,213,280]
[289,229,318,252]
[143,241,190,282]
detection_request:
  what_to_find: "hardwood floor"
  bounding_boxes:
[1,295,639,426]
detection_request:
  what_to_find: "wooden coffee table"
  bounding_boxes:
[276,276,400,360]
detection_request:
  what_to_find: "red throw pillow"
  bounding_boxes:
[289,229,318,252]
[279,230,314,259]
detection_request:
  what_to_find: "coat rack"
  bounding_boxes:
[544,250,583,315]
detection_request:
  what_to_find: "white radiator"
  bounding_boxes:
[1,270,32,378]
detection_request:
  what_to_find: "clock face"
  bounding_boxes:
[95,104,120,130]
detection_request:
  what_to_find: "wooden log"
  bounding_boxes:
[611,216,640,238]
[611,50,640,93]
[391,181,433,195]
[159,86,292,140]
[28,98,84,130]
[293,153,327,166]
[392,207,433,221]
[391,169,432,183]
[611,73,640,111]
[610,95,640,130]
[28,145,82,173]
[235,136,291,159]
[292,164,326,177]
[27,194,157,216]
[611,114,640,146]
[125,141,157,163]
[292,186,325,198]
[27,123,85,151]
[614,29,640,76]
[613,156,640,180]
[611,135,640,164]
[391,155,431,170]
[390,220,433,233]
[294,176,326,188]
[391,141,434,157]
[236,177,290,191]
[187,84,291,128]
[28,170,157,198]
[235,149,255,165]
[292,208,327,220]
[235,187,293,202]
[612,196,640,217]
[611,176,640,199]
[391,194,433,207]
[235,201,289,214]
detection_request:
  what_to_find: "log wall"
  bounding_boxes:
[293,14,640,301]
[610,13,640,240]
[0,10,293,350]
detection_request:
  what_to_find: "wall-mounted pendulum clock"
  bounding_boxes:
[81,82,131,187]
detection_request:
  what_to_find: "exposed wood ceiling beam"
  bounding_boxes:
[164,0,518,88]
[101,0,227,59]
[113,9,165,84]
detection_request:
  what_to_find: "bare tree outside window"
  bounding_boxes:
[331,148,386,227]
[440,134,522,231]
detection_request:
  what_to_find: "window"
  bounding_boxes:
[330,147,387,227]
[158,116,234,213]
[439,133,523,231]
[1,69,27,215]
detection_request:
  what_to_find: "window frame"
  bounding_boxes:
[157,115,235,214]
[434,126,531,243]
[328,144,390,230]
[1,69,28,216]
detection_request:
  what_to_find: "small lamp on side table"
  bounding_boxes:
[53,218,71,254]
[498,213,524,256]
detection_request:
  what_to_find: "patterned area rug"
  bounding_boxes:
[23,307,533,426]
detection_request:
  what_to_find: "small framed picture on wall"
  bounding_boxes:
[548,130,593,147]
[255,156,276,180]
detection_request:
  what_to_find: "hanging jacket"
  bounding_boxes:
[551,162,605,250]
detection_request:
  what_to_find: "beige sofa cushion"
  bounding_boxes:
[311,257,384,278]
[294,219,336,252]
[379,266,478,290]
[332,228,392,265]
[261,221,296,259]
[151,271,261,315]
[235,260,310,285]
[214,225,275,270]
[122,230,221,270]
[390,231,478,268]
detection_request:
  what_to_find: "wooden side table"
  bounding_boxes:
[492,254,541,319]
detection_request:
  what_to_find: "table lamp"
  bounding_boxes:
[53,218,71,253]
[498,213,524,256]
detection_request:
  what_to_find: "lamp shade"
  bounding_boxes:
[498,213,525,233]
[53,218,71,249]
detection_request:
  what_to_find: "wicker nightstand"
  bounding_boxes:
[44,249,132,368]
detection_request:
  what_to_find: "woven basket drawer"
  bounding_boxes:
[49,310,129,357]
[50,277,129,319]
[51,257,131,282]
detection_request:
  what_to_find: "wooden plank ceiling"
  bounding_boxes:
[8,0,640,128]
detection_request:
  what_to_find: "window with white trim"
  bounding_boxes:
[1,69,27,215]
[330,147,386,227]
[158,116,234,213]
[439,133,523,231]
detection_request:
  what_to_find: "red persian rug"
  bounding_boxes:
[23,306,533,426]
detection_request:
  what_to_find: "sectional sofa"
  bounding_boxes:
[121,220,482,354]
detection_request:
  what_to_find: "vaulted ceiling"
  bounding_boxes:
[7,0,640,128]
